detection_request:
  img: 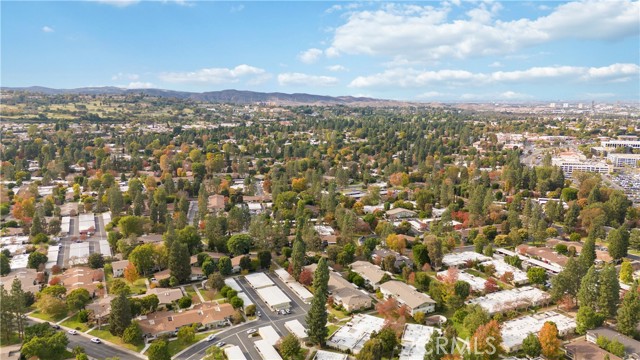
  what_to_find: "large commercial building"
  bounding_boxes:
[607,153,640,168]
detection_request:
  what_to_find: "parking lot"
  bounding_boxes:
[176,271,311,360]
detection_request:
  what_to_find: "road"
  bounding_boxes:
[176,272,311,360]
[187,201,198,226]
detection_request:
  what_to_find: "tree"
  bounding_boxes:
[177,325,196,345]
[412,244,429,268]
[372,327,399,356]
[580,237,596,268]
[109,293,132,336]
[118,216,145,237]
[230,296,244,309]
[454,281,471,300]
[124,262,139,283]
[357,338,383,360]
[578,265,600,309]
[228,234,252,256]
[87,253,105,269]
[27,251,47,269]
[616,287,640,337]
[206,273,225,290]
[471,320,503,360]
[147,340,171,360]
[463,305,490,336]
[66,288,91,311]
[425,235,443,269]
[484,278,498,293]
[306,257,329,346]
[576,306,604,334]
[290,238,306,280]
[551,257,584,304]
[178,296,193,309]
[527,267,548,285]
[608,228,629,260]
[122,321,143,345]
[386,234,406,253]
[0,253,10,275]
[539,322,562,360]
[21,328,68,360]
[522,333,542,357]
[597,265,620,318]
[278,333,302,360]
[9,278,28,338]
[218,256,232,276]
[129,244,155,276]
[258,250,272,269]
[169,241,191,284]
[36,294,67,318]
[424,330,445,360]
[620,260,633,284]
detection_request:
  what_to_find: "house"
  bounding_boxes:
[306,263,372,312]
[111,260,129,277]
[545,239,613,264]
[586,328,640,360]
[0,268,42,294]
[57,267,104,297]
[565,339,623,360]
[189,252,226,266]
[86,295,115,320]
[137,287,184,305]
[371,249,414,270]
[231,255,245,273]
[137,302,235,337]
[207,195,226,212]
[386,208,416,220]
[379,280,436,316]
[350,261,388,290]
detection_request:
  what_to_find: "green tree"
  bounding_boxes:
[227,234,253,256]
[66,288,91,311]
[122,321,143,345]
[616,287,640,337]
[527,267,548,285]
[257,250,272,269]
[597,265,620,318]
[607,228,629,260]
[129,244,155,276]
[21,328,68,360]
[290,238,306,280]
[522,332,542,357]
[147,340,171,360]
[576,306,604,334]
[577,266,600,309]
[0,253,10,276]
[118,215,145,237]
[620,260,634,284]
[372,327,398,357]
[108,186,124,215]
[278,333,302,360]
[109,293,132,336]
[169,241,191,284]
[463,305,490,336]
[551,257,584,303]
[357,338,383,360]
[177,226,202,254]
[27,251,47,269]
[36,294,67,318]
[580,237,596,268]
[218,256,232,276]
[87,253,105,269]
[306,257,329,346]
[177,325,196,345]
[424,330,445,360]
[412,244,429,269]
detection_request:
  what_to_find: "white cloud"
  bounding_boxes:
[329,1,639,62]
[42,26,54,33]
[459,91,532,101]
[499,91,532,100]
[349,63,640,88]
[298,48,323,64]
[327,65,348,72]
[159,65,271,84]
[489,61,503,68]
[278,73,339,87]
[125,82,154,89]
[230,4,244,13]
[416,91,449,99]
[112,73,140,81]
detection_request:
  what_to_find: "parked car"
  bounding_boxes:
[51,324,60,330]
[215,341,225,347]
[246,329,257,335]
[68,330,78,335]
[90,338,101,344]
[205,334,216,342]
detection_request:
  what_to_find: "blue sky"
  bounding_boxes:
[2,0,639,101]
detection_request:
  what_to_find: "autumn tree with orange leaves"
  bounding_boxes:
[539,322,563,360]
[470,320,503,360]
[124,262,139,283]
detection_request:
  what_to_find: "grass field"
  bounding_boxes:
[30,310,69,323]
[328,306,350,320]
[89,328,145,352]
[327,324,340,338]
[165,332,210,356]
[60,312,90,332]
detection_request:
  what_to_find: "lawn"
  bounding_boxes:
[200,288,220,301]
[61,313,90,332]
[185,286,201,304]
[327,325,340,338]
[89,328,145,352]
[328,307,350,320]
[30,310,69,323]
[165,332,210,356]
[128,278,147,295]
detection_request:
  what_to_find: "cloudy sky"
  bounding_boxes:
[2,0,639,101]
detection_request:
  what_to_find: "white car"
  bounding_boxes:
[246,329,257,335]
[215,341,225,348]
[68,330,78,335]
[90,338,101,344]
[205,334,216,342]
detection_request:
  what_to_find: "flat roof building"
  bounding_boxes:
[502,311,576,352]
[314,350,348,360]
[237,292,254,312]
[254,339,283,360]
[245,272,275,289]
[224,346,248,360]
[327,314,385,354]
[481,259,529,285]
[443,251,492,268]
[466,286,551,315]
[255,285,291,311]
[258,325,282,346]
[224,277,243,292]
[285,320,308,340]
[437,270,486,292]
[400,324,440,360]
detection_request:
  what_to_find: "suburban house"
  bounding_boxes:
[137,302,235,337]
[350,261,389,290]
[379,280,436,316]
[371,249,414,270]
[385,208,417,220]
[136,287,184,306]
[306,263,371,312]
[207,195,226,212]
[57,267,104,297]
[0,268,42,294]
[86,295,115,322]
[189,252,225,266]
[586,328,640,360]
[111,260,129,278]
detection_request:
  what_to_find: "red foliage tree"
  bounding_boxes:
[298,269,313,286]
[376,297,398,319]
[484,278,499,293]
[49,276,61,286]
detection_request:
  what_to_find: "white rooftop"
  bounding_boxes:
[443,251,492,267]
[481,259,528,283]
[287,281,314,302]
[224,346,248,360]
[285,319,307,339]
[437,270,486,292]
[502,311,576,351]
[245,272,275,289]
[99,239,112,257]
[258,325,282,346]
[224,277,243,292]
[327,314,385,354]
[466,286,551,314]
[255,285,291,307]
[254,339,283,360]
[314,350,348,360]
[275,268,294,282]
[69,242,90,266]
[237,292,254,309]
[400,324,440,360]
[10,254,28,270]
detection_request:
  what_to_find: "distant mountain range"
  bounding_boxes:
[2,86,406,106]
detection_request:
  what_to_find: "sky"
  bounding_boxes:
[2,0,639,102]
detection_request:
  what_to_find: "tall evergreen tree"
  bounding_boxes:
[306,258,329,346]
[579,237,596,269]
[577,266,600,309]
[109,293,132,336]
[597,265,620,318]
[616,286,640,337]
[169,241,191,284]
[607,228,629,260]
[290,238,306,280]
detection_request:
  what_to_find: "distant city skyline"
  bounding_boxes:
[2,0,639,101]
